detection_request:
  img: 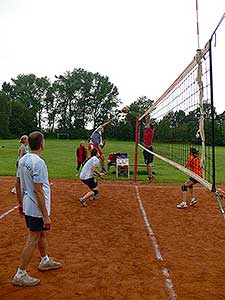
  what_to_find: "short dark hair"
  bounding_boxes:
[28,131,44,150]
[190,147,199,157]
[91,148,98,157]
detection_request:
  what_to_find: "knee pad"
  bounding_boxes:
[93,190,99,196]
[181,184,187,192]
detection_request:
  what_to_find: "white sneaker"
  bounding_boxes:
[12,273,40,286]
[90,195,98,201]
[177,201,187,209]
[190,198,197,206]
[39,257,62,271]
[79,197,87,207]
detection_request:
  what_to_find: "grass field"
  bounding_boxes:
[0,139,224,184]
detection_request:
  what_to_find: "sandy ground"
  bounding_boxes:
[1,176,225,300]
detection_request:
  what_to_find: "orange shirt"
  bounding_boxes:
[184,155,202,177]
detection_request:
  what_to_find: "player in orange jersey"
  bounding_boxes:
[177,147,202,209]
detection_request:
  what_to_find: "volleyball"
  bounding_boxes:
[121,106,129,113]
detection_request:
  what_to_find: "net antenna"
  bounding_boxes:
[195,1,206,173]
[195,0,200,49]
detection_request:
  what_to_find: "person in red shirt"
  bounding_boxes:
[107,152,117,174]
[177,147,202,209]
[76,141,88,176]
[143,117,154,182]
[107,152,122,173]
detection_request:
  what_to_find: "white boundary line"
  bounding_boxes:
[0,205,18,220]
[135,185,177,300]
[68,181,205,190]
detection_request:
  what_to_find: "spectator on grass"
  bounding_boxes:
[11,135,29,194]
[88,119,112,175]
[12,131,62,287]
[76,141,88,176]
[79,148,105,207]
[143,116,155,182]
[107,152,121,174]
[177,147,202,209]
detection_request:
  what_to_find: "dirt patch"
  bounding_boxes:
[1,177,225,300]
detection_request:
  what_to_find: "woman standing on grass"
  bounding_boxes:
[11,135,29,194]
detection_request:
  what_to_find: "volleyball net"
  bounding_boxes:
[135,40,215,191]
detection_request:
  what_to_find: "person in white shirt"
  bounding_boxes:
[12,131,62,287]
[79,148,105,207]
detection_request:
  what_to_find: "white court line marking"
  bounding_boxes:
[135,185,177,300]
[69,181,204,190]
[0,205,18,220]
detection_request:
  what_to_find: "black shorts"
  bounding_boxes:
[25,215,50,232]
[189,177,198,184]
[81,177,97,190]
[143,146,154,164]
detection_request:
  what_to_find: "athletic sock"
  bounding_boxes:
[15,268,27,278]
[41,255,50,264]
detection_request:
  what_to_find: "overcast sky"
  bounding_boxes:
[0,0,224,112]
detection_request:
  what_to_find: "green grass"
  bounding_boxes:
[0,139,224,184]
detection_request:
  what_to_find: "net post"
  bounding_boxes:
[209,38,216,192]
[134,115,139,183]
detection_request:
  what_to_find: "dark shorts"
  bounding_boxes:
[81,177,98,190]
[143,146,154,164]
[189,177,198,184]
[25,215,50,232]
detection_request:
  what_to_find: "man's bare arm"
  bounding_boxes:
[92,166,104,179]
[101,119,112,128]
[16,177,24,216]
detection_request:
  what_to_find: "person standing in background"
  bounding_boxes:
[11,135,29,194]
[76,141,88,176]
[143,117,155,182]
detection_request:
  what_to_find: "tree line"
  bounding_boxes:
[0,68,153,140]
[153,105,225,146]
[0,68,224,145]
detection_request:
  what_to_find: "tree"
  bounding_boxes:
[54,69,120,130]
[2,74,51,129]
[8,100,36,137]
[44,87,60,132]
[88,72,120,129]
[0,92,10,138]
[129,96,154,115]
[110,96,154,141]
